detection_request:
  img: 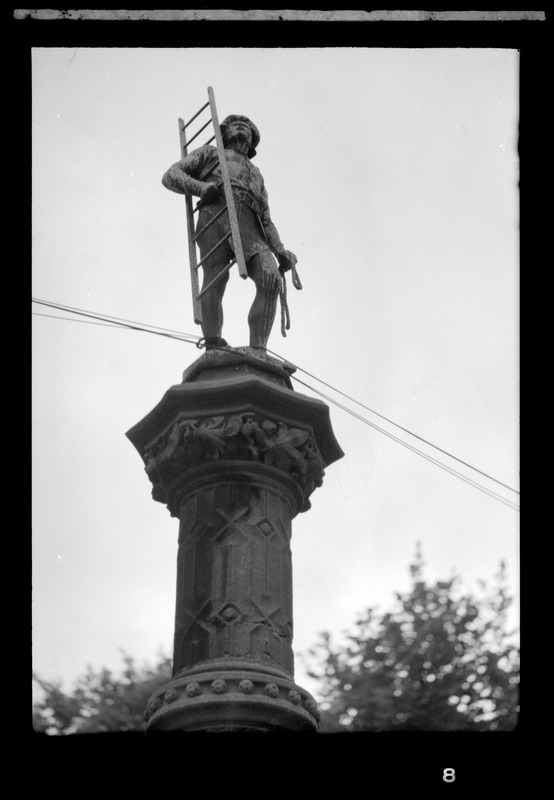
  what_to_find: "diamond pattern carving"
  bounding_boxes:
[173,480,295,675]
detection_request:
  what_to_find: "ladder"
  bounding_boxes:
[178,86,248,325]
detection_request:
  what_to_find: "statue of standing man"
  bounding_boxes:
[162,114,298,350]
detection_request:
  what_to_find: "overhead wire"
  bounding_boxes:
[33,298,194,335]
[32,297,519,511]
[291,374,519,512]
[33,310,195,341]
[267,348,520,498]
[32,298,199,343]
[33,312,127,330]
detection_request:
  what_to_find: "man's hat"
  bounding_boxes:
[220,114,260,158]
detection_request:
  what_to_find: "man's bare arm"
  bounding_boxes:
[259,191,297,272]
[162,148,222,202]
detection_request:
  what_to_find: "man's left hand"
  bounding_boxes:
[276,249,298,272]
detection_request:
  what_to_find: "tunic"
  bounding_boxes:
[162,145,285,261]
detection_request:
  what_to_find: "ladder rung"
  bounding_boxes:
[202,163,218,182]
[192,162,220,216]
[195,231,232,268]
[183,101,210,130]
[193,205,228,241]
[197,260,236,298]
[185,118,212,149]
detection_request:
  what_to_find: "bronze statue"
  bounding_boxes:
[162,114,299,350]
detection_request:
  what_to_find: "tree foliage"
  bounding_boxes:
[33,652,172,734]
[305,547,519,732]
[33,549,519,735]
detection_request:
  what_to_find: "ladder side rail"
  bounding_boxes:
[179,116,203,325]
[207,86,248,279]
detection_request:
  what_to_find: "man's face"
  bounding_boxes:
[224,119,253,146]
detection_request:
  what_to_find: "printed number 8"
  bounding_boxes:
[443,768,456,783]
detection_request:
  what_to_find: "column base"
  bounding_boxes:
[144,661,319,732]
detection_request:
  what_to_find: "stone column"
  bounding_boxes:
[126,347,343,732]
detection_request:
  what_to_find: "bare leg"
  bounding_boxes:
[247,251,282,349]
[196,206,233,345]
[200,257,230,342]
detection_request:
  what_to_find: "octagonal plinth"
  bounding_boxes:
[126,347,344,732]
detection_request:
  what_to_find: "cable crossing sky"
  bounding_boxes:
[33,297,519,512]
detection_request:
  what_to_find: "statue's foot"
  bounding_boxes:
[203,336,229,350]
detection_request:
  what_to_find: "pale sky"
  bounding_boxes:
[32,47,519,702]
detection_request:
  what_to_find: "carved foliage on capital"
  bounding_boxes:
[143,413,325,510]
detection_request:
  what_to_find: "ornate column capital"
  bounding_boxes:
[127,348,344,517]
[144,413,325,516]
